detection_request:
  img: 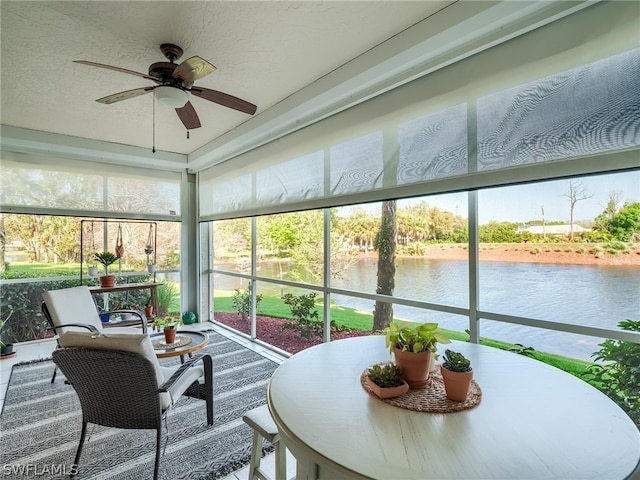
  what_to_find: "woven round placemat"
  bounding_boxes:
[152,335,193,350]
[360,364,482,413]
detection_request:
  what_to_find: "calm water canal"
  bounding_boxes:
[218,258,640,361]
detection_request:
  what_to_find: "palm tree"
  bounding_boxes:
[373,200,397,331]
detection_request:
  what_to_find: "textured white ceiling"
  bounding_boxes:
[0,1,450,157]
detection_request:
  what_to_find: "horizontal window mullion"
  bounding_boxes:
[478,311,640,346]
[0,205,180,222]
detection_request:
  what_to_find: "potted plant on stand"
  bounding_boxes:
[366,363,409,399]
[156,316,182,344]
[440,349,474,402]
[144,296,154,319]
[87,260,98,277]
[381,322,450,389]
[94,251,119,287]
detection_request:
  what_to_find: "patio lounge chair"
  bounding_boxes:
[42,285,148,382]
[52,330,213,480]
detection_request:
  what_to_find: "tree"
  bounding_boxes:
[478,221,520,243]
[593,191,619,231]
[428,206,457,241]
[213,218,251,259]
[608,202,640,242]
[397,202,430,244]
[373,200,397,331]
[562,180,593,240]
[260,214,298,257]
[345,207,379,252]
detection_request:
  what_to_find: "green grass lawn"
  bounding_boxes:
[214,290,593,377]
[7,261,82,276]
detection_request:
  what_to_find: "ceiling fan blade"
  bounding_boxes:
[96,87,154,104]
[74,60,159,81]
[175,101,201,129]
[190,87,257,115]
[173,56,216,84]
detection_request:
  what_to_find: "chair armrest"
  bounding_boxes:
[42,302,100,334]
[159,353,212,393]
[52,323,99,333]
[107,309,148,333]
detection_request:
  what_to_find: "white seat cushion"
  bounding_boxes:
[43,286,103,333]
[57,330,204,410]
[58,331,165,388]
[159,366,205,406]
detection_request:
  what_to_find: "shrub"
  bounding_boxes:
[580,320,640,427]
[604,241,630,254]
[588,231,613,243]
[232,283,263,322]
[397,242,427,256]
[157,281,180,317]
[281,292,325,341]
[0,274,80,342]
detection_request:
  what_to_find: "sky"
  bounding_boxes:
[473,171,637,224]
[343,170,640,225]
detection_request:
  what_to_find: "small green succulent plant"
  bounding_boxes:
[367,363,404,388]
[441,349,472,373]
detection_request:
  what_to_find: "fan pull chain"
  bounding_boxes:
[187,130,190,139]
[152,95,156,153]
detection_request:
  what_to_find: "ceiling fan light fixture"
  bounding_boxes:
[155,86,188,108]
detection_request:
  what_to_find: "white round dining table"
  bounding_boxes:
[267,335,640,480]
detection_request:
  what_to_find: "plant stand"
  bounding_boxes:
[79,219,157,284]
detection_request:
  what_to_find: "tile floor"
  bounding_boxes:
[0,322,297,480]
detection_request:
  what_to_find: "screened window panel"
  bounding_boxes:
[330,132,383,195]
[208,173,252,216]
[398,104,468,184]
[106,176,179,215]
[1,165,104,209]
[256,151,324,205]
[199,2,639,221]
[477,48,640,170]
[0,153,181,216]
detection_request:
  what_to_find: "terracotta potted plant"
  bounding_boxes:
[144,296,154,319]
[366,363,409,399]
[156,316,182,344]
[440,349,473,402]
[93,251,119,287]
[381,321,450,389]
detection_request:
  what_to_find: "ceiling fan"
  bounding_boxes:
[74,43,257,130]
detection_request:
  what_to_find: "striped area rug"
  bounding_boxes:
[0,332,279,479]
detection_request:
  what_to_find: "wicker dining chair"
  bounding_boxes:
[52,330,213,480]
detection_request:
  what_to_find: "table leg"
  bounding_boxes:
[150,285,159,319]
